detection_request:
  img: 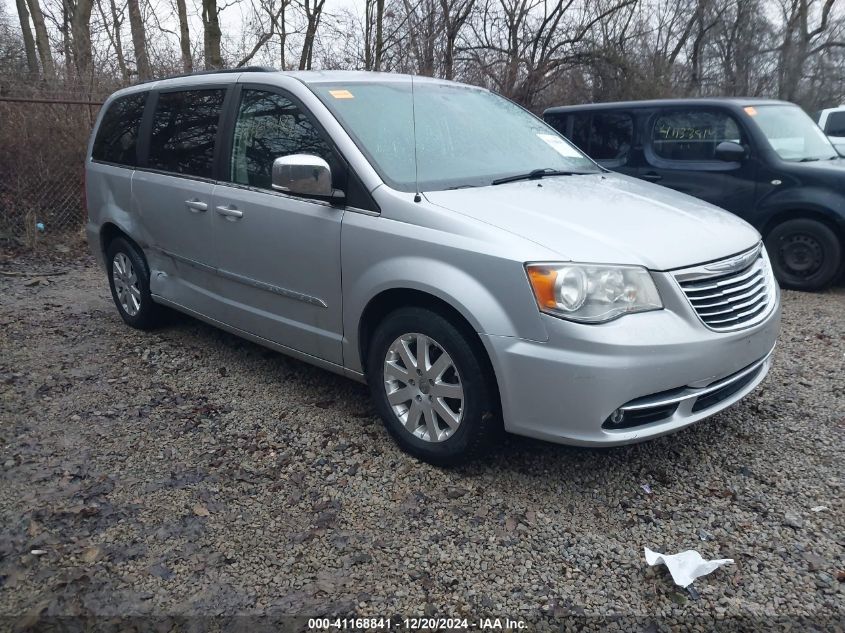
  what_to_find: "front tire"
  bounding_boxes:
[106,237,164,329]
[765,218,842,290]
[366,307,501,465]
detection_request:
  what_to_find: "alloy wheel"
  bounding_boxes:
[112,252,141,317]
[383,333,464,443]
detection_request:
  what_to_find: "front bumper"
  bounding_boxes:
[481,279,781,446]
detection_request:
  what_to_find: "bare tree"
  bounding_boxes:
[467,0,636,108]
[202,0,223,68]
[96,0,128,80]
[440,0,474,79]
[364,0,385,70]
[65,0,95,80]
[776,0,845,101]
[298,0,326,70]
[174,0,192,72]
[13,0,39,78]
[25,0,54,78]
[237,0,292,67]
[127,0,150,79]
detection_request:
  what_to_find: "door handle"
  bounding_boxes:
[185,199,207,212]
[642,172,663,183]
[216,205,244,220]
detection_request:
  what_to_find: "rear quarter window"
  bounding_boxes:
[91,92,147,166]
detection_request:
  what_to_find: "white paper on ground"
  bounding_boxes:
[644,547,734,588]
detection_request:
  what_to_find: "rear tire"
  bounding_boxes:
[105,237,164,330]
[366,307,501,466]
[765,218,841,290]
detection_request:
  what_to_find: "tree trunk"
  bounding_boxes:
[127,0,151,79]
[364,0,373,69]
[298,0,325,70]
[374,0,384,70]
[25,0,54,78]
[61,4,72,71]
[175,0,192,72]
[14,0,39,79]
[202,0,222,69]
[364,0,384,70]
[69,0,94,80]
[105,0,128,80]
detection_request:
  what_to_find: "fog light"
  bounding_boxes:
[609,408,625,425]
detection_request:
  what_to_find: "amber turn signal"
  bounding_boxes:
[526,266,558,310]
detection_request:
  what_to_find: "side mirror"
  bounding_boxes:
[714,141,747,162]
[272,154,336,199]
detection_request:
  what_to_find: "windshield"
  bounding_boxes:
[748,104,838,161]
[311,80,599,192]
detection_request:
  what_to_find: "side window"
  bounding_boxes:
[148,89,226,178]
[569,113,591,154]
[652,109,743,161]
[92,92,147,165]
[824,111,845,136]
[230,89,334,190]
[590,113,634,162]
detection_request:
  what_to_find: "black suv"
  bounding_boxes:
[544,98,845,290]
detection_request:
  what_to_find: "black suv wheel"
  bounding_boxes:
[765,218,842,290]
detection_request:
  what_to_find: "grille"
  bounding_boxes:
[674,245,776,332]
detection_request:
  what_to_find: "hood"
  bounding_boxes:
[424,173,760,270]
[785,156,845,178]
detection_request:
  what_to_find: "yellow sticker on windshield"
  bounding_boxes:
[744,106,758,116]
[329,89,354,99]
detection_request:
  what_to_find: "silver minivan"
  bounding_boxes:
[86,69,781,464]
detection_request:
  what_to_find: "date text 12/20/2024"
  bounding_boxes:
[308,617,527,630]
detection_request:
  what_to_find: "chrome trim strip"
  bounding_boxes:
[681,259,762,290]
[216,268,328,308]
[155,247,216,274]
[695,287,768,317]
[212,182,380,215]
[153,247,328,308]
[705,300,769,325]
[690,274,766,305]
[620,346,774,412]
[674,243,762,282]
[703,242,762,273]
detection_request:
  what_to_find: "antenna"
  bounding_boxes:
[411,74,422,203]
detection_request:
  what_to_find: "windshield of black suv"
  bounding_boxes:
[748,104,839,162]
[310,80,600,192]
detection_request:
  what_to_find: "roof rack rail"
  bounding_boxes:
[138,66,277,85]
[196,66,277,75]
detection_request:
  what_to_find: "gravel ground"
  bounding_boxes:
[0,249,843,630]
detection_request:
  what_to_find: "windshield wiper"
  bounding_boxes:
[799,157,821,162]
[491,168,578,185]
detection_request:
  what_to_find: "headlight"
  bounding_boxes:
[526,262,662,323]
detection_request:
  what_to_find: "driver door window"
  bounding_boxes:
[651,109,743,162]
[230,89,334,190]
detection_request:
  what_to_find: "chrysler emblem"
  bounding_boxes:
[704,244,761,273]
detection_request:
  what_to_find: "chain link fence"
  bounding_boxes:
[0,96,102,247]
